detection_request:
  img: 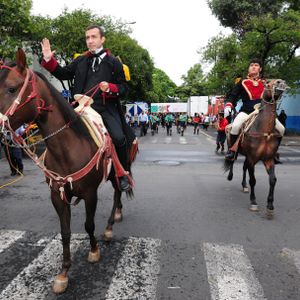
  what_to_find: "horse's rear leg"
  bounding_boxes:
[248,164,258,211]
[264,160,276,219]
[103,179,122,242]
[242,159,249,193]
[84,191,100,262]
[51,191,71,294]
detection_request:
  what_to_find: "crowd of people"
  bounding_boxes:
[125,111,221,137]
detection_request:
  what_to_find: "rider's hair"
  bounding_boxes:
[86,25,105,37]
[249,58,262,68]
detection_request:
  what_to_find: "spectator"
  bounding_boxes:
[2,125,25,176]
[215,113,228,153]
[278,109,287,128]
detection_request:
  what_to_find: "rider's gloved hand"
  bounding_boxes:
[224,102,233,118]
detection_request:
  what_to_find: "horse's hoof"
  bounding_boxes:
[266,209,274,219]
[102,229,113,242]
[52,274,68,294]
[227,174,233,181]
[243,187,249,193]
[114,212,123,223]
[88,246,101,263]
[249,204,259,212]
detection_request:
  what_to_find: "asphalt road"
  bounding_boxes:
[0,125,300,300]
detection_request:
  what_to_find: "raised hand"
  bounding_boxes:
[41,38,55,62]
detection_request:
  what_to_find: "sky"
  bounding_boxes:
[31,0,231,86]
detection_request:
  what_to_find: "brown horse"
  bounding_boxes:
[224,79,287,218]
[0,49,137,293]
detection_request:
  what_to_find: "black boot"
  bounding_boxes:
[116,143,131,191]
[225,134,238,160]
[274,137,283,164]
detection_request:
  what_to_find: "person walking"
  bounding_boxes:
[215,112,228,153]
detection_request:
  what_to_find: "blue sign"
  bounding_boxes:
[61,90,71,98]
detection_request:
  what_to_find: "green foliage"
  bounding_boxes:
[0,0,32,60]
[177,64,206,100]
[203,1,300,94]
[145,68,177,103]
[208,0,284,36]
[105,32,154,102]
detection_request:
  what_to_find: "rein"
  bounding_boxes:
[0,66,110,205]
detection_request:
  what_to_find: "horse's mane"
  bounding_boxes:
[35,71,93,142]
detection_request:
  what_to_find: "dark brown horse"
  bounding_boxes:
[0,49,137,293]
[224,79,287,218]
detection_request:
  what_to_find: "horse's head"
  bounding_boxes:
[0,48,40,130]
[262,79,288,103]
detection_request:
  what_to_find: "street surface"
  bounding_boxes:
[0,125,300,299]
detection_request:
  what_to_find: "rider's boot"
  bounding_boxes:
[225,134,238,160]
[115,143,132,192]
[274,137,283,164]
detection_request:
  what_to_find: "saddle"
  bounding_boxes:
[226,104,261,152]
[74,94,108,148]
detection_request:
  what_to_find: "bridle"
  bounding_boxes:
[262,79,287,103]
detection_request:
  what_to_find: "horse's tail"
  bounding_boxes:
[223,158,233,173]
[125,188,134,199]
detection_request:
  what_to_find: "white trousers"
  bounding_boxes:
[231,112,285,136]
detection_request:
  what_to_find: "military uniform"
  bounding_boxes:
[41,49,135,186]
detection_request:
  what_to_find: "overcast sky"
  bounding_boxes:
[31,0,231,85]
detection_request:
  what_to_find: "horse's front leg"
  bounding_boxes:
[242,159,249,193]
[103,179,122,242]
[248,164,258,211]
[51,190,71,294]
[264,160,276,219]
[84,191,101,262]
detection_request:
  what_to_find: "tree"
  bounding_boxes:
[177,64,207,100]
[145,68,177,103]
[203,1,300,93]
[208,0,284,37]
[28,8,155,102]
[0,0,32,61]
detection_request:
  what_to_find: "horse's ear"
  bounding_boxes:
[16,48,27,72]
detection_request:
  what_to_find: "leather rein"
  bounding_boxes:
[0,66,109,205]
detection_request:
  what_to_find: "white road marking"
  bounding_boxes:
[0,230,25,254]
[105,237,161,300]
[151,138,158,143]
[165,137,172,144]
[203,242,265,300]
[0,233,86,300]
[179,137,187,144]
[281,248,300,272]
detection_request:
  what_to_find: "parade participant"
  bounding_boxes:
[165,112,174,136]
[224,58,285,161]
[193,113,201,134]
[178,112,187,136]
[278,109,287,128]
[138,110,149,136]
[215,112,228,153]
[41,25,135,191]
[2,125,25,176]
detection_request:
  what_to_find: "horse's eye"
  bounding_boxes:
[8,87,17,94]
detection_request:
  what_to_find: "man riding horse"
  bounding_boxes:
[224,58,285,162]
[40,25,135,191]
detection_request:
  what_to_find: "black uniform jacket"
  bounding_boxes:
[226,78,265,114]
